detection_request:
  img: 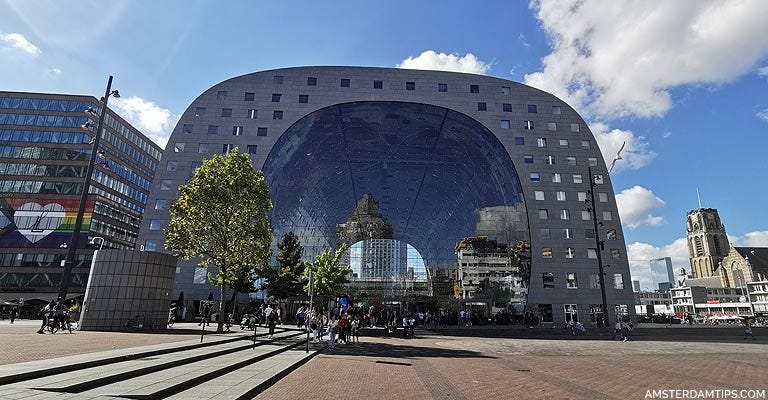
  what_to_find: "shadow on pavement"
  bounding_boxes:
[321,339,495,360]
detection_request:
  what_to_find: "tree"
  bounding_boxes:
[261,232,307,300]
[304,245,351,306]
[165,148,272,333]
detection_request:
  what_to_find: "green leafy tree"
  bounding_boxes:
[165,148,272,333]
[304,245,351,304]
[261,232,307,300]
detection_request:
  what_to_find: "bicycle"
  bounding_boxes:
[46,314,73,334]
[124,314,155,331]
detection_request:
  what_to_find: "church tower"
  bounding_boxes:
[686,208,730,279]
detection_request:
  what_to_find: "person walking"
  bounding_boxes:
[264,303,274,338]
[745,324,756,340]
[327,315,339,350]
[614,320,626,341]
[10,306,16,324]
[37,301,54,334]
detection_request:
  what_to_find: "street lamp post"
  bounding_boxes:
[58,76,119,302]
[587,166,610,327]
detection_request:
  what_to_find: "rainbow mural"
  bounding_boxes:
[0,197,93,249]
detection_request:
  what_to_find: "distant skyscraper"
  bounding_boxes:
[686,208,730,279]
[650,257,675,287]
[632,280,641,292]
[658,282,672,293]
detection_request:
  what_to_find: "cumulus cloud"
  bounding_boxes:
[615,186,665,229]
[0,32,41,56]
[627,238,690,290]
[729,231,768,247]
[110,96,177,149]
[525,1,768,120]
[397,51,490,75]
[758,109,768,122]
[590,122,655,172]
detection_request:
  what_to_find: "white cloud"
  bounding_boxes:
[518,33,530,47]
[615,186,665,229]
[590,122,655,172]
[525,1,768,120]
[0,33,41,56]
[397,51,490,75]
[627,238,690,290]
[110,96,177,149]
[43,68,61,79]
[758,66,768,77]
[729,231,768,247]
[758,109,768,122]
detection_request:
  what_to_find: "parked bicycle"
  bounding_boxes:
[124,314,155,331]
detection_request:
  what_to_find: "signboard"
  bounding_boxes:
[339,295,349,311]
[706,299,720,304]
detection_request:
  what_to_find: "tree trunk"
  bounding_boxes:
[229,289,238,319]
[217,283,226,333]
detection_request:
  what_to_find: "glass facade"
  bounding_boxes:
[263,101,529,270]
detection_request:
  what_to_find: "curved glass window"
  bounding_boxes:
[263,101,529,271]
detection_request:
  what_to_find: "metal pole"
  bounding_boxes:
[59,76,113,302]
[588,166,610,327]
[306,269,314,353]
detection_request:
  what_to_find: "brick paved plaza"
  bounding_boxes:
[0,320,766,400]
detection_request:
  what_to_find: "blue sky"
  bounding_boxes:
[2,0,767,289]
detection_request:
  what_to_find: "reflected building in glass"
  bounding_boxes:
[138,66,636,324]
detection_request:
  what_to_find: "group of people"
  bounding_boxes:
[306,308,360,349]
[36,300,71,334]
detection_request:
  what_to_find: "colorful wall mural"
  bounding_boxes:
[0,196,92,248]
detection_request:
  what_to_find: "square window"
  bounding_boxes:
[183,124,193,134]
[160,179,172,190]
[257,127,268,136]
[166,161,177,171]
[553,105,562,115]
[477,102,487,111]
[174,143,185,152]
[588,157,598,167]
[438,83,447,92]
[606,229,617,240]
[373,80,383,89]
[217,90,228,100]
[535,190,545,200]
[573,174,583,184]
[144,240,157,251]
[538,209,548,219]
[341,78,351,87]
[610,249,620,259]
[560,139,569,147]
[530,172,540,182]
[585,229,595,239]
[247,145,258,154]
[571,123,580,132]
[273,111,283,120]
[581,140,590,149]
[614,273,625,290]
[274,75,284,84]
[221,108,232,117]
[545,155,555,165]
[244,92,255,101]
[502,103,512,112]
[501,86,511,95]
[541,273,556,291]
[299,94,309,103]
[525,155,534,163]
[588,248,597,259]
[598,193,609,202]
[537,138,547,147]
[470,84,479,93]
[272,93,281,102]
[307,77,317,86]
[594,174,604,184]
[232,126,243,136]
[552,173,561,183]
[577,192,588,202]
[515,137,524,146]
[560,209,569,220]
[406,82,415,90]
[602,211,613,221]
[198,143,209,153]
[547,122,557,131]
[566,272,577,286]
[222,143,233,153]
[524,121,534,130]
[528,104,538,113]
[542,247,553,258]
[563,228,573,239]
[581,210,591,220]
[556,191,566,201]
[155,199,168,210]
[540,228,550,238]
[567,156,577,166]
[247,109,257,119]
[501,120,510,129]
[207,125,218,135]
[194,107,206,117]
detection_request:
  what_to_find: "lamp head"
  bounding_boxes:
[111,90,120,98]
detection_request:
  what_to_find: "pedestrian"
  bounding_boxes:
[614,320,626,341]
[328,314,338,349]
[351,316,360,343]
[264,303,274,338]
[459,310,465,326]
[10,306,16,324]
[37,300,54,334]
[745,324,756,340]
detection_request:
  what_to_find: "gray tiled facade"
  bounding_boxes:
[79,249,176,331]
[138,66,635,323]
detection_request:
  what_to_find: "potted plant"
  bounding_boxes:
[69,302,81,322]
